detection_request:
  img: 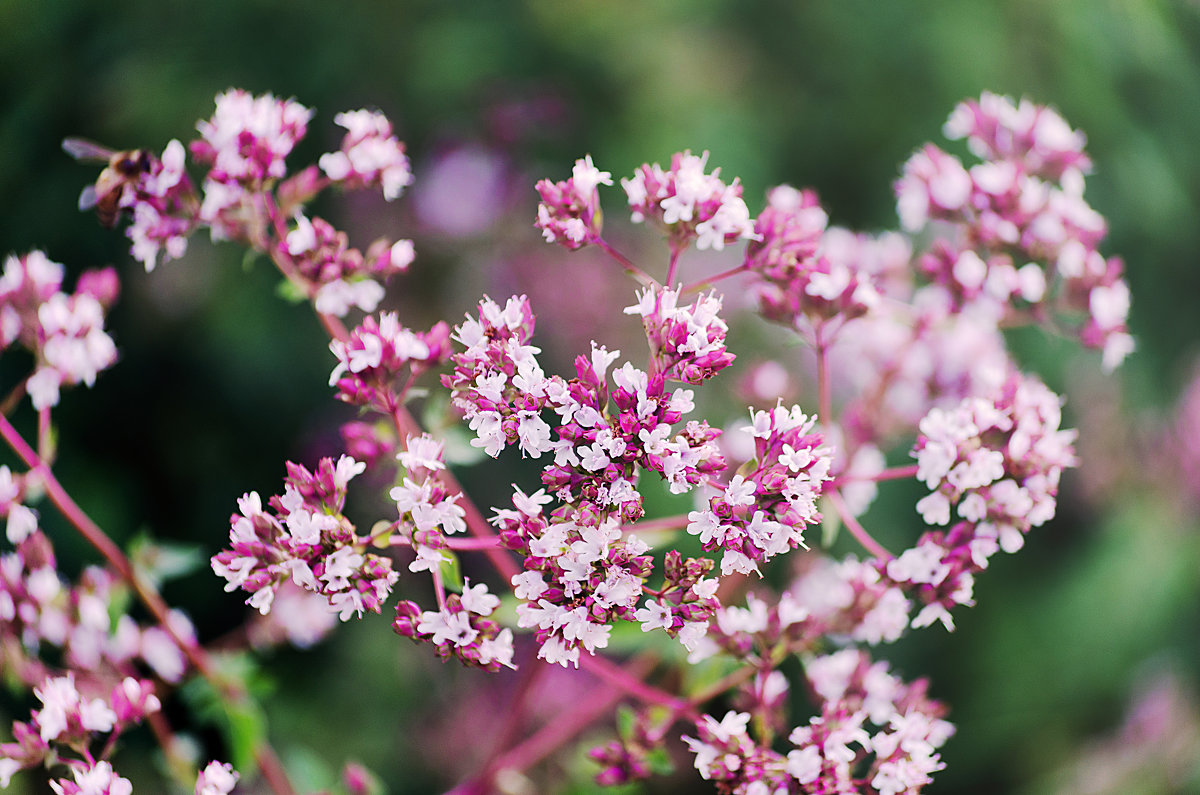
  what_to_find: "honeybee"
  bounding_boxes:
[62,137,153,228]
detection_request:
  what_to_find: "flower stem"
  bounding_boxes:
[443,536,504,550]
[665,244,683,287]
[680,263,747,294]
[595,238,656,287]
[0,413,298,795]
[622,513,690,535]
[828,463,919,488]
[580,654,692,716]
[827,488,893,560]
[815,325,833,426]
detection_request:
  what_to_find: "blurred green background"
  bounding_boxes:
[2,1,1199,792]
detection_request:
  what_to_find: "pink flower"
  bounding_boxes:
[535,155,611,249]
[192,89,312,183]
[320,110,413,200]
[195,761,239,795]
[622,150,755,251]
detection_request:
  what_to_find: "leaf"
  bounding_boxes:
[281,746,335,793]
[438,549,463,593]
[128,533,204,588]
[439,424,488,467]
[224,700,269,774]
[820,496,840,548]
[615,704,636,739]
[178,652,273,773]
[275,276,307,304]
[369,520,394,549]
[645,746,674,775]
[421,391,487,466]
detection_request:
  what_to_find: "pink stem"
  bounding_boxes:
[443,536,504,550]
[0,414,298,794]
[431,566,447,611]
[580,654,692,716]
[665,244,683,287]
[815,325,833,426]
[459,656,547,791]
[451,663,636,794]
[594,238,656,287]
[37,407,51,459]
[680,263,747,294]
[621,513,689,535]
[829,463,919,488]
[827,488,893,560]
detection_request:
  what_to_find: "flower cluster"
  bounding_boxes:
[831,286,1013,446]
[78,91,423,322]
[535,155,612,249]
[745,185,881,331]
[443,294,553,458]
[792,650,954,794]
[886,371,1078,630]
[0,673,160,789]
[786,556,912,647]
[329,312,450,409]
[451,296,731,666]
[632,549,721,648]
[490,488,650,668]
[46,762,131,795]
[211,455,399,620]
[624,285,735,383]
[388,433,470,574]
[1,251,118,410]
[896,92,1133,370]
[194,761,240,795]
[682,650,951,795]
[691,555,913,667]
[944,92,1092,180]
[542,354,724,507]
[392,579,515,672]
[1,518,193,685]
[318,109,414,200]
[687,404,833,576]
[192,89,312,184]
[913,372,1076,552]
[285,214,415,316]
[247,580,341,650]
[35,89,1134,794]
[191,90,312,243]
[622,150,756,251]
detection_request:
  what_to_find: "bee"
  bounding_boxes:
[62,137,153,228]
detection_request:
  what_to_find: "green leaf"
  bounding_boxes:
[439,424,488,467]
[128,533,204,588]
[225,699,269,773]
[615,704,636,739]
[645,746,674,775]
[282,746,336,793]
[819,496,840,548]
[106,583,133,631]
[275,277,307,304]
[178,652,272,773]
[368,520,394,549]
[439,549,463,593]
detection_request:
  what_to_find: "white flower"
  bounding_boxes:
[635,600,673,632]
[460,579,500,616]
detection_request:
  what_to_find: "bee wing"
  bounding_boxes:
[78,185,99,212]
[62,137,116,162]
